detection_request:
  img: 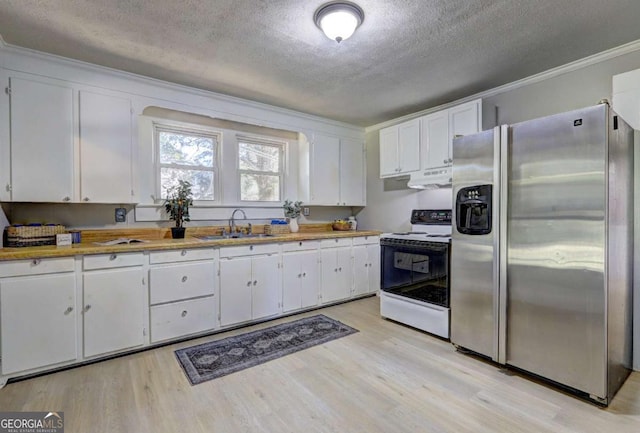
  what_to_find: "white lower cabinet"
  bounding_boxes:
[353,237,381,296]
[282,250,319,312]
[219,245,282,327]
[82,253,146,358]
[320,239,353,304]
[0,273,77,375]
[148,248,217,343]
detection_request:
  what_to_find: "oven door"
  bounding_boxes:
[380,240,449,308]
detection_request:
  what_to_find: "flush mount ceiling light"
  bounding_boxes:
[314,1,364,43]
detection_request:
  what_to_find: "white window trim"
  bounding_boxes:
[153,121,222,204]
[236,133,286,203]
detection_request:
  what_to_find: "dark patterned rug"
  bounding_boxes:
[175,314,358,385]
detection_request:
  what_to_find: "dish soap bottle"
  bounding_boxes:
[348,216,357,231]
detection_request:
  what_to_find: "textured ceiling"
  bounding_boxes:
[1,0,640,127]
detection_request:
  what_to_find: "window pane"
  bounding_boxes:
[159,131,214,167]
[161,168,214,200]
[240,174,280,201]
[238,142,279,172]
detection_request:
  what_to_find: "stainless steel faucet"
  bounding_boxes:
[230,209,247,233]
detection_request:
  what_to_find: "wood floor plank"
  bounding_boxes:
[0,296,639,433]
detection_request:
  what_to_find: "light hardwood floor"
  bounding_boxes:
[1,296,639,433]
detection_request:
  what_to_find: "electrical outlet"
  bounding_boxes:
[115,207,127,223]
[303,207,310,216]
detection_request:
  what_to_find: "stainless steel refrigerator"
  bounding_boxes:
[450,103,633,405]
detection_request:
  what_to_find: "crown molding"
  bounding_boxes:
[366,38,640,132]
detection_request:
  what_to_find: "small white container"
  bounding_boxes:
[348,216,357,231]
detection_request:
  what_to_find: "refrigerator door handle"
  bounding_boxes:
[497,124,509,365]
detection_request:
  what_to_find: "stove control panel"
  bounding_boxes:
[410,209,452,225]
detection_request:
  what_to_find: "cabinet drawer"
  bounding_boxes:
[149,262,215,304]
[83,252,144,270]
[220,243,280,258]
[149,248,216,264]
[281,240,320,252]
[320,238,352,249]
[352,235,380,246]
[0,257,75,277]
[150,297,217,343]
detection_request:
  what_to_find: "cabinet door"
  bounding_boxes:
[283,251,319,312]
[320,248,351,304]
[251,254,282,319]
[9,76,74,202]
[421,111,450,169]
[219,258,252,326]
[299,250,319,309]
[448,100,481,158]
[79,91,133,203]
[282,253,303,312]
[0,274,77,375]
[352,245,369,296]
[367,244,381,294]
[310,134,340,204]
[340,138,365,206]
[398,119,420,174]
[379,126,399,177]
[83,268,145,358]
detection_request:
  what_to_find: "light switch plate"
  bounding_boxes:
[115,207,127,223]
[303,207,310,216]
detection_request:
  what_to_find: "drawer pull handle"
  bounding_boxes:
[181,250,187,256]
[109,254,117,261]
[182,276,188,283]
[84,304,91,312]
[32,259,41,266]
[181,310,188,317]
[253,280,257,286]
[64,306,73,315]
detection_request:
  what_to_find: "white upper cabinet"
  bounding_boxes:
[79,90,133,203]
[6,73,136,203]
[421,111,450,170]
[9,76,75,202]
[379,118,420,177]
[419,99,482,171]
[300,133,366,206]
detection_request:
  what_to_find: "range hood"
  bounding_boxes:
[407,167,452,189]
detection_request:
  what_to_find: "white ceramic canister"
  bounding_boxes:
[348,216,357,231]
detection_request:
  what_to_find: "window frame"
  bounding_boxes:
[236,134,286,203]
[153,122,221,204]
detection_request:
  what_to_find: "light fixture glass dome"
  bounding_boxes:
[314,2,364,43]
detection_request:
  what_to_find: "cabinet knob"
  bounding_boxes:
[181,275,188,283]
[253,280,257,286]
[249,246,254,251]
[443,159,448,164]
[109,254,117,261]
[302,272,306,277]
[83,197,90,202]
[334,268,338,272]
[298,273,302,278]
[181,310,188,317]
[181,250,187,256]
[64,306,74,315]
[299,241,302,246]
[84,304,91,312]
[62,196,70,202]
[31,259,40,266]
[338,267,342,272]
[247,281,252,286]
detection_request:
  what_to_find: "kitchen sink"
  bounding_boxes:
[196,233,275,241]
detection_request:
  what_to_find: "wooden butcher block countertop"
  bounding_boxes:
[0,224,381,261]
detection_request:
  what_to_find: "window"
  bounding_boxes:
[155,124,219,201]
[237,135,285,202]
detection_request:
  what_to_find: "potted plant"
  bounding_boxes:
[283,199,302,233]
[163,180,194,239]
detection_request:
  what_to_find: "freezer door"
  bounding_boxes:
[506,105,607,398]
[451,128,499,359]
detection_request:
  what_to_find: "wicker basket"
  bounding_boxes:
[5,224,67,247]
[264,224,291,235]
[332,222,352,231]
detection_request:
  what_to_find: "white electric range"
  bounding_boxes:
[379,209,452,338]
